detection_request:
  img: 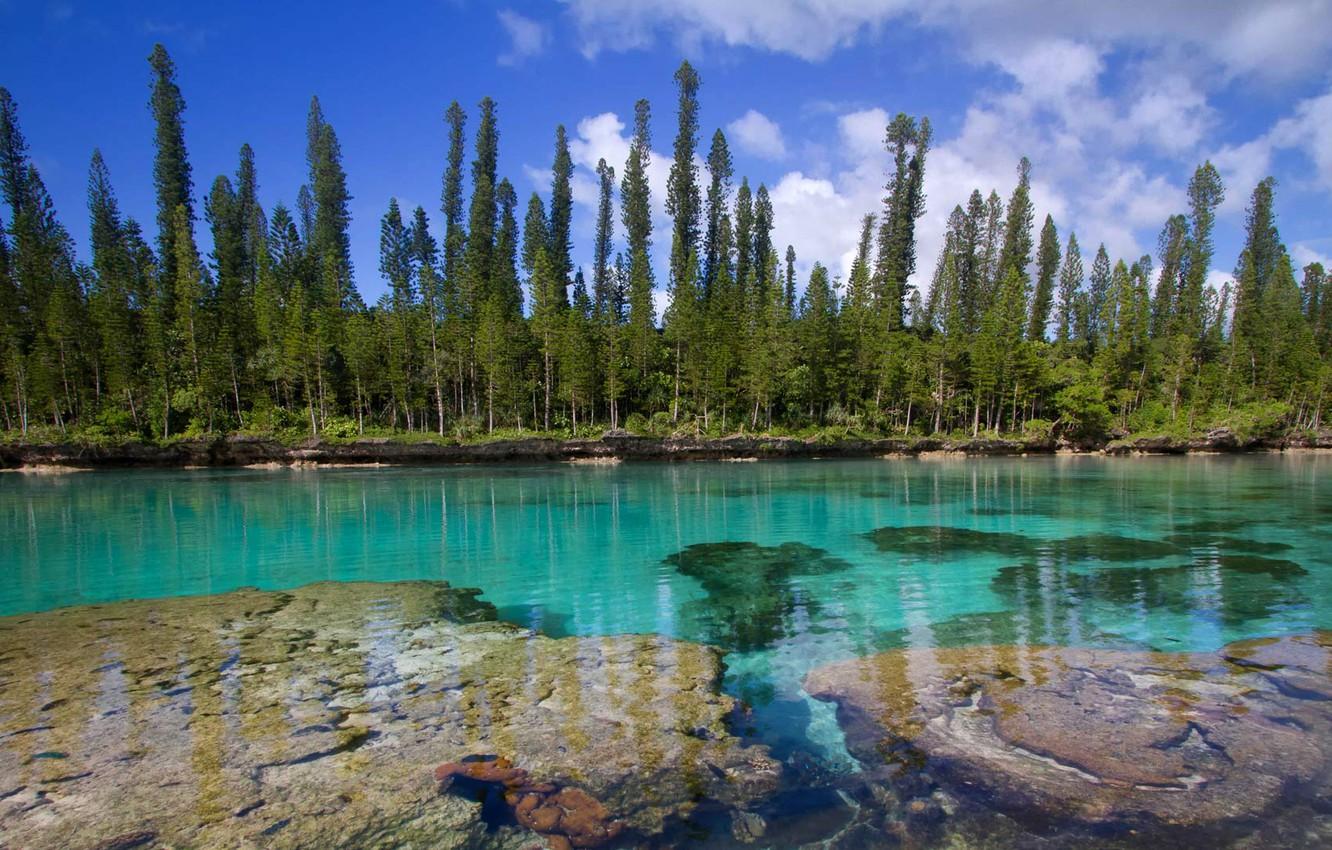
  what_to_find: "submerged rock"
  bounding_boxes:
[805,633,1332,834]
[865,525,1185,563]
[0,581,780,849]
[433,755,624,850]
[666,541,853,652]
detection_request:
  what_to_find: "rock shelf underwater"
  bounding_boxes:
[3,580,1332,848]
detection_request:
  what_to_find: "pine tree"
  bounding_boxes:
[87,150,140,421]
[1087,243,1112,347]
[592,159,615,317]
[461,97,499,318]
[664,246,702,422]
[843,213,878,404]
[380,199,417,428]
[235,145,263,287]
[666,61,701,290]
[295,184,315,245]
[960,190,986,333]
[0,210,22,432]
[1027,214,1059,340]
[1146,215,1185,337]
[1233,177,1280,342]
[171,204,209,428]
[2,91,84,431]
[703,129,732,296]
[734,179,753,295]
[1177,162,1224,340]
[1055,233,1082,344]
[411,206,446,433]
[529,241,563,430]
[561,270,599,429]
[875,113,931,329]
[752,184,774,290]
[343,305,380,434]
[305,98,356,309]
[621,99,656,388]
[784,245,797,314]
[548,124,574,292]
[1258,251,1315,397]
[996,157,1034,290]
[475,293,511,433]
[522,193,548,280]
[971,266,1027,435]
[148,44,193,287]
[702,217,739,428]
[978,190,1005,307]
[797,262,838,418]
[441,101,467,294]
[493,179,522,320]
[1304,262,1330,350]
[205,168,250,424]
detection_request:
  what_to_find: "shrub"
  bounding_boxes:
[624,412,650,436]
[1021,418,1055,442]
[1054,382,1113,440]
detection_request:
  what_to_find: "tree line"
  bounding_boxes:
[1,48,1328,443]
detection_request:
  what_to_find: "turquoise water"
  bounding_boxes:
[4,455,1332,763]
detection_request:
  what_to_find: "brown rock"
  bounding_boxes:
[435,759,625,849]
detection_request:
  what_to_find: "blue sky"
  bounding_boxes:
[2,0,1330,308]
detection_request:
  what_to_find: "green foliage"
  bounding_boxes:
[623,412,650,436]
[0,55,1327,456]
[1054,382,1113,440]
[1205,400,1292,441]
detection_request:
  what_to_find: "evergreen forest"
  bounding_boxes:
[1,49,1327,445]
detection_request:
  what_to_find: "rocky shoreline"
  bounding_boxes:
[3,427,1330,470]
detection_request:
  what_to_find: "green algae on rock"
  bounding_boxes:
[0,581,780,849]
[665,541,853,652]
[865,525,1186,563]
[804,633,1332,835]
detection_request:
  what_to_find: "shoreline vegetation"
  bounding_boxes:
[2,50,1329,467]
[3,425,1331,470]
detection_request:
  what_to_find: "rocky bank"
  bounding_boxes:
[4,426,1330,470]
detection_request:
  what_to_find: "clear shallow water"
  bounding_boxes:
[4,454,1332,769]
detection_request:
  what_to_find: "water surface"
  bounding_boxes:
[5,454,1331,768]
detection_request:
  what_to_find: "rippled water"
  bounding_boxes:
[5,454,1331,771]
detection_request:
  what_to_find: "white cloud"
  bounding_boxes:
[726,110,787,160]
[554,1,1331,307]
[497,9,549,66]
[565,0,907,61]
[652,287,671,322]
[1123,75,1214,154]
[1206,268,1234,296]
[1212,83,1332,213]
[1293,243,1331,272]
[563,1,1332,83]
[837,108,889,161]
[1269,87,1332,191]
[769,172,862,281]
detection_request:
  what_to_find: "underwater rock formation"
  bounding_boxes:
[805,633,1332,834]
[665,541,853,652]
[0,581,780,849]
